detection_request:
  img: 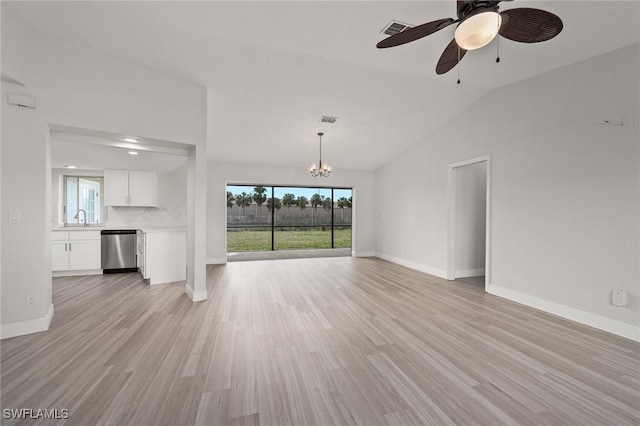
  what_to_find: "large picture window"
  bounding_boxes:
[226,184,352,252]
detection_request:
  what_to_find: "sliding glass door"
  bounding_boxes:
[226,184,352,252]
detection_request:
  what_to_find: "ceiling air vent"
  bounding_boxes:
[320,116,338,124]
[381,20,413,36]
[7,93,36,109]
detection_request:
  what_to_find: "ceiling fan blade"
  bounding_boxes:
[377,18,455,48]
[499,8,563,43]
[436,38,467,75]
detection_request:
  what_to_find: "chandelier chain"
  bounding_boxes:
[309,132,331,177]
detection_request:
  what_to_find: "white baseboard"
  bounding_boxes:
[185,283,208,302]
[1,304,54,340]
[487,284,640,342]
[53,269,102,277]
[352,251,375,258]
[206,257,227,265]
[455,268,485,278]
[374,252,447,279]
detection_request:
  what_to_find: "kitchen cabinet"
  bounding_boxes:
[52,230,101,273]
[104,169,157,207]
[51,240,70,271]
[137,229,186,285]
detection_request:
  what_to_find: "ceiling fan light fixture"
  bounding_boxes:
[454,11,502,50]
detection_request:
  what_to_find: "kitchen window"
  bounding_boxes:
[64,176,104,225]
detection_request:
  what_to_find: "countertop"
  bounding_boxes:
[52,226,186,233]
[138,227,186,233]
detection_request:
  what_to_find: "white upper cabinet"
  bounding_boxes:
[104,169,129,206]
[104,169,157,207]
[129,171,158,207]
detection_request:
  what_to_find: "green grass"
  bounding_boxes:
[227,228,352,252]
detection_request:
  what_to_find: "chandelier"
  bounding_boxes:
[309,132,331,177]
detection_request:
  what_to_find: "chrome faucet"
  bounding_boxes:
[74,209,87,227]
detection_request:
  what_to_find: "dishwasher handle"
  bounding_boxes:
[101,229,137,235]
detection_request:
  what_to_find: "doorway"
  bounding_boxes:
[447,155,491,291]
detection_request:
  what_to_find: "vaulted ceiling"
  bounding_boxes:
[9,1,640,171]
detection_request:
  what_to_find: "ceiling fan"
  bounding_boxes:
[377,1,563,76]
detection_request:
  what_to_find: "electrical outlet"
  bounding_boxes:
[9,209,21,224]
[611,290,628,307]
[26,295,37,307]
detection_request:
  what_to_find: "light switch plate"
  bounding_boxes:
[9,209,21,224]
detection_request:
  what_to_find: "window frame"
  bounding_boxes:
[63,175,105,225]
[226,183,353,252]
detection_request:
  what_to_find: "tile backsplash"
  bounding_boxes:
[105,206,186,228]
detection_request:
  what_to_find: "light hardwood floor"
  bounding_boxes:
[2,257,639,425]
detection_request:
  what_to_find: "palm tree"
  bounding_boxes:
[253,186,267,215]
[322,196,333,212]
[297,195,309,226]
[310,193,323,209]
[297,196,308,209]
[337,197,349,221]
[227,191,235,209]
[266,197,281,211]
[267,196,282,226]
[235,192,252,216]
[282,193,296,210]
[310,194,323,226]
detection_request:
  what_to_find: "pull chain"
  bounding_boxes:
[457,46,461,85]
[496,35,500,63]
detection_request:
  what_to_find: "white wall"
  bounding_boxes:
[455,161,486,278]
[1,6,27,84]
[375,44,640,339]
[1,7,207,336]
[158,162,188,210]
[208,162,375,263]
[1,83,52,329]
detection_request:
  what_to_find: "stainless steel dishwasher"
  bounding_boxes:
[101,230,137,273]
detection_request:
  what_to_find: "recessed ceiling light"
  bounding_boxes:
[64,165,76,169]
[128,151,138,156]
[123,137,139,143]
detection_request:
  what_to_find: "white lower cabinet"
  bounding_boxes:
[52,230,101,273]
[51,240,70,271]
[69,239,102,270]
[138,229,186,285]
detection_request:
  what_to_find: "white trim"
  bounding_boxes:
[52,269,102,277]
[1,304,54,340]
[375,252,447,279]
[352,251,375,258]
[455,268,486,278]
[207,257,227,265]
[487,284,640,342]
[185,283,207,302]
[447,155,492,290]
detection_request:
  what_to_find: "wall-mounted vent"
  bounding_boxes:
[7,93,36,109]
[320,116,338,124]
[381,20,413,36]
